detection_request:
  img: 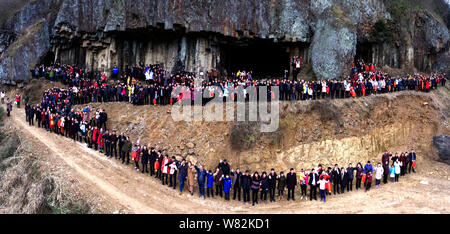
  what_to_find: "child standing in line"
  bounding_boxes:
[394,159,402,182]
[390,164,395,182]
[318,176,327,202]
[365,171,373,192]
[223,174,232,201]
[206,170,214,198]
[375,163,384,188]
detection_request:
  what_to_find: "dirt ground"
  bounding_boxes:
[3,105,450,214]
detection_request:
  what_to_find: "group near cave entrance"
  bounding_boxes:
[0,52,443,206]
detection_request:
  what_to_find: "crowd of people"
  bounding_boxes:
[21,97,430,205]
[25,61,447,109]
[9,92,426,205]
[16,83,418,206]
[0,58,433,207]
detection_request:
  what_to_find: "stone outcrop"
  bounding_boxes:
[0,19,50,84]
[433,135,450,165]
[0,0,449,83]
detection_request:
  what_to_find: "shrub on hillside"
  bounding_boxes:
[310,100,342,124]
[230,121,260,151]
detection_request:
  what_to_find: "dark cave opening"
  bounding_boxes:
[39,51,55,66]
[355,42,373,64]
[220,39,291,79]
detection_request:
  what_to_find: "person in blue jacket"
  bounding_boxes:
[408,149,417,173]
[206,170,214,198]
[194,164,207,199]
[223,175,233,201]
[112,65,119,79]
[364,161,373,187]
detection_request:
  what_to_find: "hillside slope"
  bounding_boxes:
[81,86,450,173]
[1,90,449,213]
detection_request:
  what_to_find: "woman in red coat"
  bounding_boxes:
[92,127,99,150]
[97,130,104,153]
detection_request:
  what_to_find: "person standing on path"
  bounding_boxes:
[251,172,261,206]
[308,168,319,201]
[6,98,12,117]
[241,170,251,203]
[375,163,384,188]
[177,159,188,194]
[1,90,5,104]
[187,162,195,196]
[194,164,207,199]
[268,169,277,202]
[231,168,242,201]
[408,149,417,173]
[15,94,21,108]
[286,168,297,201]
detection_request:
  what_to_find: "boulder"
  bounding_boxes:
[433,135,450,165]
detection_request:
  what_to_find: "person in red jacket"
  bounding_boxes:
[92,127,99,150]
[97,129,104,153]
[365,171,373,192]
[15,94,21,108]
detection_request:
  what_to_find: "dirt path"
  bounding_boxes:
[8,107,450,214]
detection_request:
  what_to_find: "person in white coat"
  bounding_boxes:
[167,157,179,189]
[394,159,402,182]
[375,163,384,188]
[0,90,5,104]
[161,155,170,185]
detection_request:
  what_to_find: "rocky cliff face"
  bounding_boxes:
[0,0,449,84]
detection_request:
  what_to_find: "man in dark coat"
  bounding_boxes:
[340,168,348,194]
[103,130,110,157]
[346,163,355,192]
[382,151,391,167]
[286,168,297,201]
[400,153,407,176]
[332,164,341,195]
[156,151,163,179]
[121,137,132,165]
[308,169,319,201]
[109,131,118,159]
[382,160,390,184]
[241,170,252,204]
[217,159,231,176]
[99,110,107,130]
[118,133,125,160]
[408,149,416,173]
[214,167,224,197]
[141,147,149,173]
[231,168,242,201]
[268,169,277,202]
[177,159,188,194]
[149,147,157,176]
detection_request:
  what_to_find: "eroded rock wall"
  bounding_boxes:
[0,0,449,83]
